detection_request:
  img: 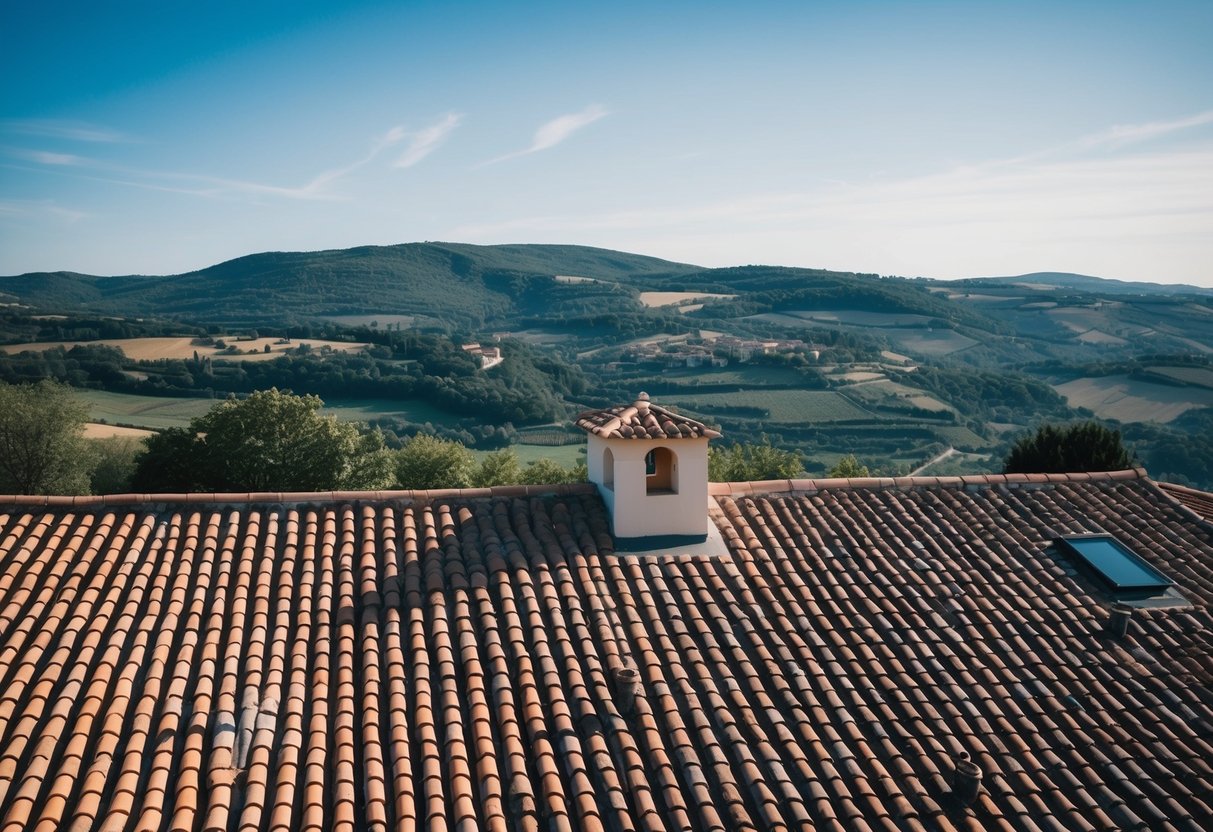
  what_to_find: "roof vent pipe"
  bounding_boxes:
[1106,603,1133,639]
[614,666,642,715]
[951,753,982,807]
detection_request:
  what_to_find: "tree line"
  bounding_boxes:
[1,380,1154,497]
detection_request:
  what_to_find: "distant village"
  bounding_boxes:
[605,334,821,372]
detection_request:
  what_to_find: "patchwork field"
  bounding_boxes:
[840,378,952,414]
[1,336,369,362]
[77,390,215,430]
[747,312,976,356]
[660,365,805,388]
[638,291,735,308]
[1053,375,1213,424]
[84,423,155,439]
[883,329,977,356]
[781,309,935,328]
[1076,330,1128,345]
[668,389,872,423]
[1146,366,1213,389]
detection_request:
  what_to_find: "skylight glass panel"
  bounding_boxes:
[1055,535,1173,592]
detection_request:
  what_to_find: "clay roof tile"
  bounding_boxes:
[576,393,721,440]
[0,473,1209,830]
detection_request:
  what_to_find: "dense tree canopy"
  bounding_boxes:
[1004,421,1133,474]
[394,434,476,490]
[130,389,395,491]
[0,380,94,494]
[708,437,803,482]
[827,454,870,478]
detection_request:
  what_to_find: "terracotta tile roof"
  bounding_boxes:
[1,472,1212,830]
[577,392,721,439]
[1158,481,1213,523]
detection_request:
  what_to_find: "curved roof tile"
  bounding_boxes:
[576,392,721,440]
[0,474,1211,830]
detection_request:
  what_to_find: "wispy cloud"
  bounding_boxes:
[453,137,1213,282]
[394,113,462,168]
[0,119,133,143]
[1079,109,1213,150]
[481,105,608,166]
[11,149,86,166]
[0,199,88,223]
[4,123,421,201]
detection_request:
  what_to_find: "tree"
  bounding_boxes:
[0,380,94,495]
[1004,421,1133,474]
[130,389,395,491]
[519,458,587,485]
[130,427,205,492]
[394,434,475,489]
[709,437,803,482]
[472,449,523,487]
[89,436,143,494]
[827,454,870,478]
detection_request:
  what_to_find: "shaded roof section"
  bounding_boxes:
[576,392,721,440]
[0,471,1211,831]
[1159,480,1213,523]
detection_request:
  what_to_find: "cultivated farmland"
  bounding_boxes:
[0,336,369,362]
[83,423,155,439]
[668,389,872,423]
[77,390,215,430]
[1053,375,1213,424]
[1145,365,1213,389]
[638,291,736,308]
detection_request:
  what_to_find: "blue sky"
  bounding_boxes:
[2,1,1212,285]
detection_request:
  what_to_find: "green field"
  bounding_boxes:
[659,365,806,388]
[319,398,455,424]
[932,425,990,448]
[473,443,587,468]
[669,389,872,422]
[840,378,953,414]
[78,390,215,429]
[1146,365,1213,390]
[1054,375,1213,424]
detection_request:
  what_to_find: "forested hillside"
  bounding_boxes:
[3,242,1212,487]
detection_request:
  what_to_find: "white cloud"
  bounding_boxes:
[0,199,87,223]
[453,138,1213,284]
[481,105,608,165]
[394,113,462,168]
[1079,109,1213,150]
[5,123,417,202]
[0,119,132,143]
[29,150,85,166]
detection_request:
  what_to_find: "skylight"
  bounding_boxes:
[1054,535,1174,592]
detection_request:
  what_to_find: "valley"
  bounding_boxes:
[3,242,1212,486]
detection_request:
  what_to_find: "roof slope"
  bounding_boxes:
[1159,481,1213,523]
[0,473,1211,831]
[577,393,721,440]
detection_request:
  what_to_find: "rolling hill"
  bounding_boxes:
[958,271,1213,298]
[0,242,697,327]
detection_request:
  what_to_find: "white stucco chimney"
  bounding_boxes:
[577,392,721,547]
